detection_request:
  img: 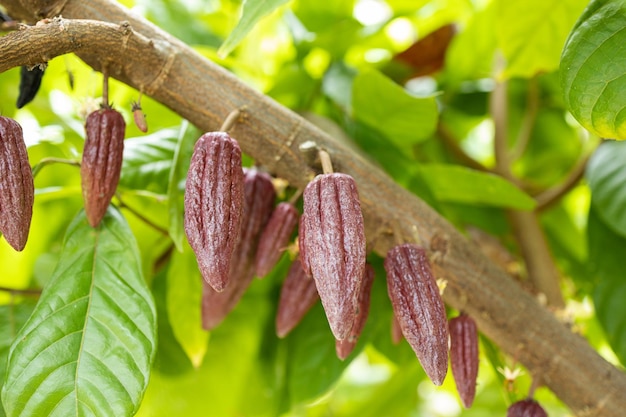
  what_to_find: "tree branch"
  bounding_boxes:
[0,3,624,416]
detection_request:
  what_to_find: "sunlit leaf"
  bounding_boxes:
[588,207,626,365]
[352,69,438,156]
[586,141,626,238]
[495,0,588,79]
[120,128,179,193]
[219,0,292,57]
[1,208,157,417]
[560,0,626,139]
[418,164,536,210]
[166,242,210,368]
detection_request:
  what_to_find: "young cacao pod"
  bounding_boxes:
[81,108,125,228]
[449,313,479,408]
[0,116,34,251]
[336,263,375,360]
[300,173,366,340]
[17,66,45,109]
[507,398,548,417]
[255,201,299,277]
[184,132,244,292]
[384,243,449,386]
[275,256,319,338]
[201,167,275,329]
[391,313,404,345]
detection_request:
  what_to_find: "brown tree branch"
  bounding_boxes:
[490,71,565,308]
[536,154,590,211]
[0,4,624,416]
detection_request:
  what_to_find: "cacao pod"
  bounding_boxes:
[275,256,319,338]
[255,201,299,277]
[17,65,45,109]
[449,313,479,408]
[336,263,375,360]
[300,173,366,340]
[184,132,244,292]
[384,243,449,385]
[81,108,126,228]
[202,168,275,329]
[507,399,548,417]
[0,116,34,251]
[391,313,404,345]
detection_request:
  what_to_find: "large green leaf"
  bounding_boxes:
[1,208,157,417]
[120,128,179,194]
[166,242,210,368]
[0,301,37,417]
[167,121,198,251]
[560,0,626,139]
[588,207,626,365]
[495,0,588,79]
[352,69,438,156]
[586,140,626,237]
[218,0,292,57]
[418,164,536,210]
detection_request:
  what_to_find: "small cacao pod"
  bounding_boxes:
[255,201,299,277]
[17,65,45,109]
[201,167,275,329]
[0,116,34,251]
[81,108,126,228]
[336,263,375,360]
[132,102,148,133]
[275,256,319,338]
[449,313,479,408]
[184,132,244,292]
[384,243,449,386]
[300,173,366,340]
[507,399,548,417]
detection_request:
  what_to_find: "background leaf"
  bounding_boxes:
[418,164,536,210]
[495,0,588,79]
[218,0,292,57]
[352,69,438,156]
[588,207,626,365]
[586,140,626,237]
[1,208,157,417]
[166,242,210,368]
[560,0,626,139]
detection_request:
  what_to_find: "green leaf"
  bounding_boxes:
[120,128,179,194]
[166,242,210,368]
[1,208,157,417]
[495,0,588,79]
[0,301,37,417]
[218,0,292,57]
[352,69,438,156]
[560,0,626,139]
[588,207,626,365]
[167,121,199,252]
[418,164,536,210]
[586,140,626,237]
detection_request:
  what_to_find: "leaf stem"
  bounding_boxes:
[0,286,41,296]
[31,157,81,178]
[318,149,333,174]
[509,77,539,162]
[536,155,589,211]
[115,193,169,236]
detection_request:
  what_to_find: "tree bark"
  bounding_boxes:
[0,1,624,416]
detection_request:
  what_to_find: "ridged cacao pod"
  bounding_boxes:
[300,173,366,340]
[275,256,319,338]
[336,263,375,360]
[507,399,548,417]
[184,132,244,292]
[391,313,404,345]
[0,116,34,251]
[81,108,125,228]
[384,243,449,386]
[255,201,299,277]
[449,313,479,408]
[201,168,275,329]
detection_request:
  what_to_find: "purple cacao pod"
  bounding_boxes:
[184,132,244,292]
[300,173,366,340]
[385,243,449,386]
[255,201,299,277]
[449,313,479,408]
[507,399,548,417]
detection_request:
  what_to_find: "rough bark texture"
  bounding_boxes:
[0,1,624,415]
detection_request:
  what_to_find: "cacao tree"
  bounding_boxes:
[0,0,625,416]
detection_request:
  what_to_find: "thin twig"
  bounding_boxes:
[318,149,334,174]
[536,155,589,211]
[115,193,169,236]
[509,77,539,162]
[0,286,41,296]
[436,123,491,172]
[220,107,244,132]
[31,157,80,177]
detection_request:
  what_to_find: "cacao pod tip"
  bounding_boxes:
[507,398,548,417]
